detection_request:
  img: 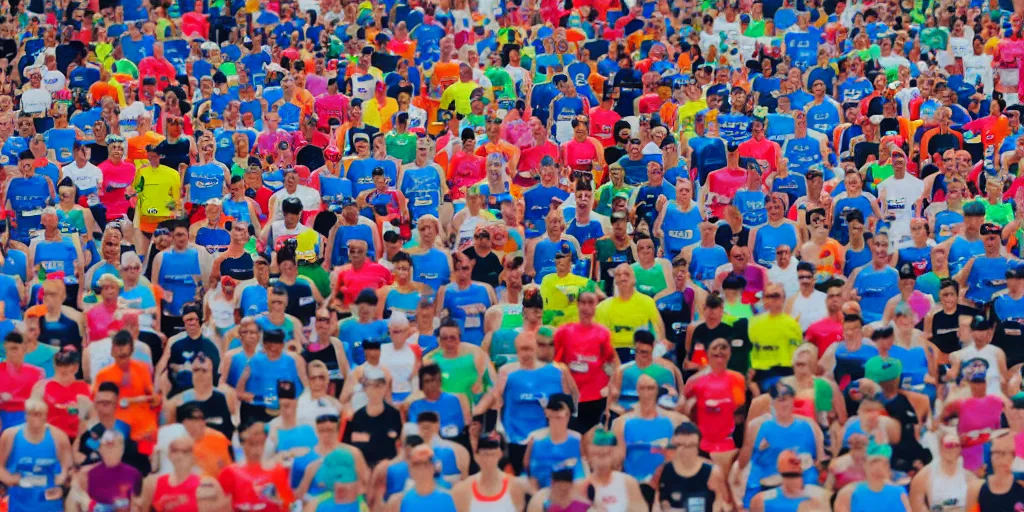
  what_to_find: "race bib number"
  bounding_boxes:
[569,361,589,373]
[465,314,481,329]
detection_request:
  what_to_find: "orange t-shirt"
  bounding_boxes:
[93,360,158,454]
[127,131,166,161]
[194,428,233,477]
[431,61,460,97]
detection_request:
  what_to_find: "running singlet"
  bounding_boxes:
[686,370,746,453]
[217,463,294,512]
[151,474,201,512]
[5,426,62,512]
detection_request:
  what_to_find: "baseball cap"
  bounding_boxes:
[612,190,629,202]
[777,450,803,476]
[315,448,358,486]
[277,379,297,400]
[769,381,796,400]
[353,132,370,144]
[981,222,1002,236]
[864,355,902,383]
[545,393,575,414]
[970,314,992,330]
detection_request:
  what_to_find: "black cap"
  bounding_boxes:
[362,339,382,350]
[870,326,895,340]
[372,166,386,177]
[1008,266,1024,279]
[263,329,286,344]
[282,197,303,215]
[769,381,796,399]
[970,314,992,330]
[277,379,297,400]
[551,468,576,482]
[477,431,504,450]
[355,288,379,306]
[722,274,746,290]
[177,402,205,421]
[898,264,916,280]
[545,393,574,414]
[981,222,1002,236]
[351,98,364,108]
[382,231,401,243]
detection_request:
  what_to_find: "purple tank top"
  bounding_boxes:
[546,500,590,512]
[87,463,142,509]
[741,266,766,294]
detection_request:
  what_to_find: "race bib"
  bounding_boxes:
[465,314,481,329]
[569,361,589,373]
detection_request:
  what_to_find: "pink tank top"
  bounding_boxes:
[959,395,1004,470]
[86,303,119,341]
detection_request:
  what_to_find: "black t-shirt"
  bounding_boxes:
[465,247,502,288]
[342,403,402,467]
[78,422,151,475]
[87,143,108,165]
[714,224,749,253]
[167,335,222,397]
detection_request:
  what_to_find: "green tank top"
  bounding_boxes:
[432,352,489,404]
[632,262,666,298]
[724,301,754,320]
[490,325,554,369]
[499,304,524,330]
[985,201,1014,227]
[57,207,86,234]
[813,377,833,413]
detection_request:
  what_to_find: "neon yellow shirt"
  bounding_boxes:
[748,312,802,370]
[133,164,181,218]
[539,272,598,327]
[595,292,661,349]
[439,80,482,116]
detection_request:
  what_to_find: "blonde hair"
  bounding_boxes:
[24,398,47,415]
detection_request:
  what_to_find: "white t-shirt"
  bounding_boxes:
[269,185,321,222]
[62,161,104,200]
[20,87,51,114]
[118,101,148,137]
[963,53,995,94]
[878,174,925,242]
[42,70,66,93]
[713,17,742,41]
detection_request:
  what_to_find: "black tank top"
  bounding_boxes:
[657,461,715,511]
[185,389,235,441]
[931,306,971,355]
[979,480,1024,511]
[220,252,255,281]
[39,313,84,352]
[302,342,343,397]
[277,278,316,326]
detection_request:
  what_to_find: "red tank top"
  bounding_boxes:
[43,379,92,439]
[562,140,599,172]
[0,362,44,412]
[688,370,746,451]
[152,474,200,512]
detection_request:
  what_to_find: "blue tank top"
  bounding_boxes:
[529,433,585,488]
[441,283,491,345]
[400,166,442,220]
[523,185,569,237]
[347,159,397,198]
[763,489,809,512]
[263,170,285,192]
[0,274,22,320]
[1,249,28,283]
[331,224,376,266]
[186,164,226,204]
[407,393,465,439]
[934,210,964,243]
[566,218,604,249]
[734,190,768,227]
[276,424,317,488]
[634,183,677,230]
[337,319,388,365]
[8,175,50,243]
[158,247,202,315]
[619,363,676,411]
[226,349,259,387]
[784,136,824,176]
[503,364,564,444]
[691,137,728,184]
[995,294,1024,324]
[690,245,729,289]
[623,415,674,483]
[844,245,872,276]
[966,256,1008,305]
[89,262,119,290]
[532,238,567,283]
[399,488,456,512]
[661,203,702,259]
[6,427,62,512]
[245,352,303,409]
[385,461,451,501]
[850,483,907,511]
[34,236,79,285]
[949,236,985,274]
[830,196,875,245]
[896,246,932,275]
[745,419,818,508]
[853,266,899,323]
[771,174,808,207]
[222,199,251,225]
[195,226,230,253]
[320,175,354,206]
[550,96,586,140]
[240,285,268,318]
[385,288,421,322]
[410,249,450,293]
[889,344,929,389]
[753,223,798,268]
[718,114,753,147]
